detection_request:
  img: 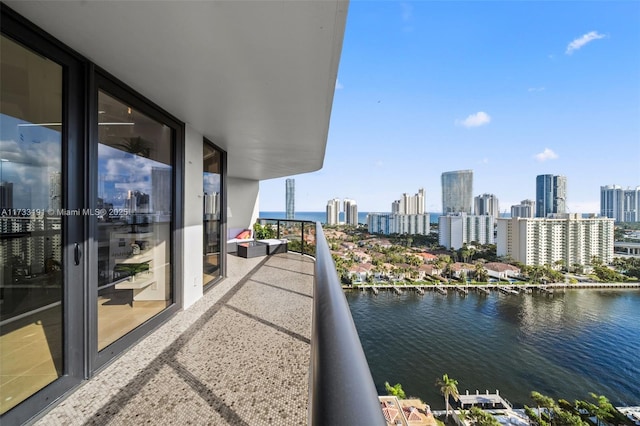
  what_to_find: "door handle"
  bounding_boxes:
[74,242,81,265]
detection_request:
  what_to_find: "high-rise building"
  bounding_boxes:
[496,214,614,267]
[392,188,425,215]
[0,181,13,209]
[438,213,494,249]
[285,178,295,220]
[510,199,535,219]
[536,174,566,218]
[442,170,473,214]
[49,172,61,211]
[367,213,430,236]
[600,185,640,222]
[343,198,358,226]
[326,198,340,225]
[151,167,172,214]
[474,193,500,218]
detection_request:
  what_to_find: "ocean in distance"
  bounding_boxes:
[346,289,640,409]
[259,211,441,224]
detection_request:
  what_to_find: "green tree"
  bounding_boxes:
[435,374,460,418]
[469,406,501,426]
[384,381,406,399]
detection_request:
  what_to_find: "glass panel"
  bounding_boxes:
[97,91,172,351]
[203,143,221,285]
[0,35,63,414]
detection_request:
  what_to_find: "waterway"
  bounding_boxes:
[345,288,640,409]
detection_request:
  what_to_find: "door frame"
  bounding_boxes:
[0,6,86,425]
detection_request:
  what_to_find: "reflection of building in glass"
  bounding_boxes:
[0,214,62,281]
[285,178,295,219]
[152,167,172,214]
[204,192,219,216]
[49,172,61,210]
[442,170,473,214]
[0,181,14,209]
[125,190,150,213]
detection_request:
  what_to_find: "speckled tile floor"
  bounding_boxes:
[33,253,315,426]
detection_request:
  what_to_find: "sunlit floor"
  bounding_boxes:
[0,294,168,414]
[0,306,62,414]
[98,291,168,350]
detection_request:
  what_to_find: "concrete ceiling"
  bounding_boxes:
[4,0,348,180]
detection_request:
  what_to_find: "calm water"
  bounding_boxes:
[345,289,640,409]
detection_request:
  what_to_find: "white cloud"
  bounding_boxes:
[528,87,546,92]
[534,148,559,162]
[566,31,606,55]
[456,111,491,128]
[479,157,489,164]
[335,79,343,90]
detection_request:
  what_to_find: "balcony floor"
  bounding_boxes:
[34,253,315,425]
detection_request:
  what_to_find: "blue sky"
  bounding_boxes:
[260,0,640,214]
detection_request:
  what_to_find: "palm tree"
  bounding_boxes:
[435,373,460,418]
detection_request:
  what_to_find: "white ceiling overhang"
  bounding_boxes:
[4,0,349,180]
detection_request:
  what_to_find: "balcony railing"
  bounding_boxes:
[310,222,386,425]
[256,218,317,257]
[257,218,385,425]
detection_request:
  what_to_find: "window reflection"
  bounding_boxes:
[203,143,221,285]
[97,91,173,350]
[0,34,63,414]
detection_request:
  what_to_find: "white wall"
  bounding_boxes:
[182,124,204,309]
[227,177,259,231]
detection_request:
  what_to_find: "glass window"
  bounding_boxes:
[96,91,173,351]
[203,142,222,285]
[0,34,63,414]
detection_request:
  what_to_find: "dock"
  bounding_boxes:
[458,389,512,410]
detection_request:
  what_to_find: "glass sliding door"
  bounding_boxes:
[96,90,173,350]
[0,34,64,414]
[203,142,222,286]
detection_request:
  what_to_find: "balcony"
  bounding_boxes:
[33,223,384,426]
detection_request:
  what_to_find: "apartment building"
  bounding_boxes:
[367,213,430,236]
[441,170,473,214]
[344,198,359,226]
[496,214,615,267]
[474,193,500,218]
[600,185,640,222]
[536,174,567,217]
[438,213,494,249]
[511,199,535,219]
[326,198,341,225]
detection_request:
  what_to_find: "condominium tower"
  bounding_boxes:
[511,199,535,219]
[600,185,640,222]
[343,198,358,226]
[474,193,500,218]
[496,214,614,267]
[285,178,295,219]
[326,198,340,225]
[438,213,494,249]
[442,170,473,214]
[392,188,425,215]
[536,174,567,218]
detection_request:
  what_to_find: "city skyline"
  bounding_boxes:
[259,1,640,213]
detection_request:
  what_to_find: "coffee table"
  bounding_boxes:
[257,239,288,255]
[237,241,267,258]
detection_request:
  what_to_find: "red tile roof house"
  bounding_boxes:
[450,262,475,279]
[417,252,438,263]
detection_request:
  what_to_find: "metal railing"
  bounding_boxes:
[256,218,316,257]
[309,222,386,425]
